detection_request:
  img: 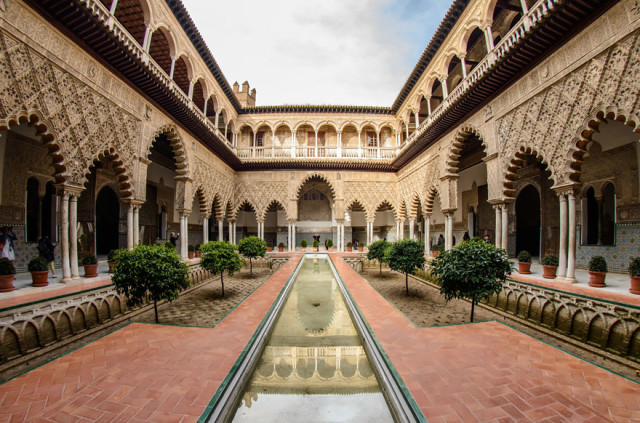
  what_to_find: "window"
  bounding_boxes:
[582,183,616,246]
[366,131,377,147]
[255,132,264,147]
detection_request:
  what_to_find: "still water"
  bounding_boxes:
[232,256,394,422]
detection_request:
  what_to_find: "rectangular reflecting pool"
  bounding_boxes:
[232,255,394,422]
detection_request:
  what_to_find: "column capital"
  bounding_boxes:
[441,208,456,215]
[55,184,83,196]
[287,219,297,224]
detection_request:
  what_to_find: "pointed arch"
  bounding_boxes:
[84,148,134,198]
[447,125,488,174]
[193,186,210,215]
[345,199,370,221]
[503,146,555,199]
[295,173,337,200]
[212,193,225,220]
[146,125,190,177]
[373,200,398,221]
[261,199,288,221]
[424,187,440,214]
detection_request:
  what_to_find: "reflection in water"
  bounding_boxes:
[233,256,394,422]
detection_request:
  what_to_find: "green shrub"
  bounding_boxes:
[431,239,512,322]
[28,256,49,272]
[81,254,98,265]
[195,244,201,252]
[385,239,426,296]
[200,241,242,297]
[431,244,444,252]
[107,249,120,262]
[347,242,352,248]
[517,250,531,263]
[589,256,607,272]
[0,257,16,275]
[300,239,307,248]
[188,245,195,252]
[541,254,558,266]
[326,239,333,248]
[238,236,267,275]
[629,257,640,277]
[112,244,189,323]
[164,241,175,250]
[367,239,391,275]
[313,240,319,248]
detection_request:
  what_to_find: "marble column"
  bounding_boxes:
[287,223,292,252]
[501,204,508,253]
[60,192,71,283]
[70,194,79,279]
[202,215,209,244]
[409,219,415,240]
[228,221,233,243]
[126,203,134,250]
[567,193,577,282]
[133,205,140,246]
[424,215,431,256]
[180,213,189,259]
[557,193,568,279]
[291,222,296,251]
[494,205,502,249]
[218,219,224,241]
[444,213,452,250]
[232,222,237,244]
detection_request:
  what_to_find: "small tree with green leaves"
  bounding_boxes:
[112,244,189,323]
[200,241,242,297]
[367,239,391,275]
[430,239,512,322]
[237,236,267,276]
[385,239,426,296]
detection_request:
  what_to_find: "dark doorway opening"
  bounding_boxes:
[516,185,540,257]
[96,187,119,254]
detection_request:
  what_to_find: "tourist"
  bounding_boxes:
[0,226,17,262]
[463,232,470,242]
[38,235,57,278]
[169,232,179,247]
[483,232,492,244]
[437,234,444,246]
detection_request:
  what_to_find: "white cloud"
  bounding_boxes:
[181,0,450,106]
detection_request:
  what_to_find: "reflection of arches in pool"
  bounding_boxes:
[275,358,292,378]
[341,357,357,378]
[296,357,314,379]
[257,359,274,378]
[317,358,337,379]
[358,357,373,378]
[296,276,336,332]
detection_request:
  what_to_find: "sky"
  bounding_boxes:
[180,0,452,107]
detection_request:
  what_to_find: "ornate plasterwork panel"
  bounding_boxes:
[0,31,140,194]
[343,181,399,221]
[498,30,640,196]
[230,180,288,220]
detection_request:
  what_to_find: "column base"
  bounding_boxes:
[554,276,577,284]
[61,277,72,283]
[72,276,82,281]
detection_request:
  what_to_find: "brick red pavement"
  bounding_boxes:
[331,254,640,423]
[2,253,640,422]
[0,255,303,423]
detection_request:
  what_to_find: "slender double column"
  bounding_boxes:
[501,203,509,252]
[365,221,374,246]
[218,219,224,241]
[424,215,431,256]
[408,219,415,240]
[336,221,345,252]
[287,221,296,252]
[444,212,454,250]
[179,212,189,259]
[202,214,210,244]
[58,188,82,283]
[60,192,71,282]
[132,205,140,246]
[256,220,265,240]
[494,205,502,249]
[556,190,577,283]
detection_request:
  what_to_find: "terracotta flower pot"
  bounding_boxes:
[31,271,49,287]
[542,265,557,279]
[188,251,195,259]
[432,250,439,258]
[268,247,273,252]
[328,247,333,252]
[83,264,99,278]
[0,274,15,292]
[195,251,202,258]
[278,247,284,252]
[518,262,532,274]
[301,247,306,252]
[108,261,116,273]
[588,271,606,287]
[347,247,352,252]
[630,276,640,295]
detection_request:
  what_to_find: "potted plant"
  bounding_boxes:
[28,256,49,287]
[629,257,640,295]
[278,242,285,252]
[0,257,16,292]
[588,255,607,287]
[326,239,333,251]
[541,254,558,279]
[267,242,273,252]
[312,239,319,252]
[82,254,99,278]
[431,244,444,257]
[107,249,120,273]
[346,242,353,252]
[300,239,307,252]
[195,244,202,258]
[517,250,532,274]
[187,245,195,259]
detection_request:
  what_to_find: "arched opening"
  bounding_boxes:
[256,124,273,156]
[26,177,40,243]
[208,195,225,242]
[295,124,315,158]
[192,79,206,113]
[491,1,524,47]
[601,182,615,246]
[346,201,366,246]
[418,95,430,121]
[516,185,540,258]
[317,124,336,157]
[206,96,217,120]
[41,182,56,240]
[273,124,293,149]
[236,202,258,241]
[172,56,191,95]
[113,0,147,46]
[583,186,599,245]
[362,124,377,158]
[148,28,173,75]
[341,124,359,156]
[465,27,488,73]
[297,176,334,247]
[446,56,463,93]
[373,201,396,242]
[430,79,444,111]
[95,186,120,255]
[264,201,286,248]
[143,133,178,246]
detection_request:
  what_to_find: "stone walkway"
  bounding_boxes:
[0,253,639,422]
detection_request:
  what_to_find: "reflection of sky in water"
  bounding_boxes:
[233,394,392,423]
[232,256,393,422]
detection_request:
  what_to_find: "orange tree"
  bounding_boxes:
[200,241,242,297]
[385,239,425,296]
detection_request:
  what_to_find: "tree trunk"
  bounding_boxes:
[405,273,409,296]
[249,258,253,276]
[154,300,159,323]
[221,273,225,297]
[470,294,476,323]
[379,261,382,276]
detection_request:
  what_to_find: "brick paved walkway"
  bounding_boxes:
[1,253,639,422]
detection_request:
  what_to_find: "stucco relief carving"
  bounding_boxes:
[0,31,140,196]
[498,30,640,197]
[343,181,399,221]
